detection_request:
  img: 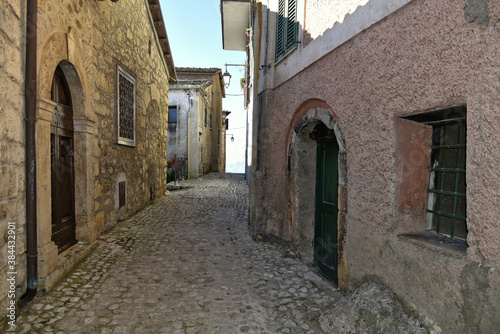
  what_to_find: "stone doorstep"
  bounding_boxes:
[40,241,99,294]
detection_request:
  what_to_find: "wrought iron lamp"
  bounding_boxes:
[222,63,247,89]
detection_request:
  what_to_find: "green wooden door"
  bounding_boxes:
[314,140,339,283]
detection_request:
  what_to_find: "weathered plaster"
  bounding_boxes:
[252,0,500,331]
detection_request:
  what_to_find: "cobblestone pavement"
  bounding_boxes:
[14,173,342,333]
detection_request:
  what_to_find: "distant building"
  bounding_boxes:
[223,0,500,332]
[0,0,175,317]
[168,68,227,178]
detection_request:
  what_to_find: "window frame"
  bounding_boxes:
[275,0,299,62]
[426,119,467,239]
[401,105,467,241]
[204,107,208,127]
[168,105,178,124]
[117,65,136,147]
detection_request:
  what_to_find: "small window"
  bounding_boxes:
[427,119,467,239]
[276,0,298,61]
[218,129,221,146]
[204,107,208,127]
[117,65,136,146]
[119,181,126,208]
[402,105,467,240]
[168,106,177,123]
[210,112,213,131]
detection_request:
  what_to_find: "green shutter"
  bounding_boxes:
[286,0,297,48]
[276,0,286,60]
[276,0,298,61]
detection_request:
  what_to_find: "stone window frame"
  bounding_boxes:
[117,65,136,147]
[398,105,468,256]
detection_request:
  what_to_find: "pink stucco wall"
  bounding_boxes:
[252,0,500,331]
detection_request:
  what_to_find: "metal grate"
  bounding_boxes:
[119,181,126,208]
[117,66,135,146]
[427,120,466,239]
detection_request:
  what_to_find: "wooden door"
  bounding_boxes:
[314,139,339,283]
[51,66,77,253]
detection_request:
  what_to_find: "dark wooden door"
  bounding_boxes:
[314,139,339,283]
[51,66,77,253]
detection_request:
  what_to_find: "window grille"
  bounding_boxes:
[427,119,467,239]
[401,105,467,240]
[117,66,136,146]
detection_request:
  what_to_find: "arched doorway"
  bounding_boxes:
[287,100,348,288]
[50,65,77,252]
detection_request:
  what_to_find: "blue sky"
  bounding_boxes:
[160,0,248,172]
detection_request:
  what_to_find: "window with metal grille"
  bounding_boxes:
[427,119,467,239]
[401,105,467,240]
[117,65,136,146]
[276,0,298,61]
[168,106,177,123]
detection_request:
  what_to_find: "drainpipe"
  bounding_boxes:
[187,94,192,179]
[19,0,38,306]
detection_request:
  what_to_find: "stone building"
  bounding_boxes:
[0,0,175,317]
[168,68,227,178]
[223,0,500,332]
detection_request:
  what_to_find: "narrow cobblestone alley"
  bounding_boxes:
[13,173,342,333]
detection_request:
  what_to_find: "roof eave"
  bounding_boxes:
[148,0,177,80]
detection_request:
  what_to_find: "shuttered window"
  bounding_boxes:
[276,0,298,61]
[168,106,178,123]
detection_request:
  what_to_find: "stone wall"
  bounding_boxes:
[252,0,500,331]
[0,0,172,321]
[0,0,27,323]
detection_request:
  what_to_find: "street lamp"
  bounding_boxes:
[222,63,247,89]
[223,69,231,88]
[226,134,235,142]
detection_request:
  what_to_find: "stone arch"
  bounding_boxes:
[36,32,96,287]
[38,31,90,112]
[286,99,348,289]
